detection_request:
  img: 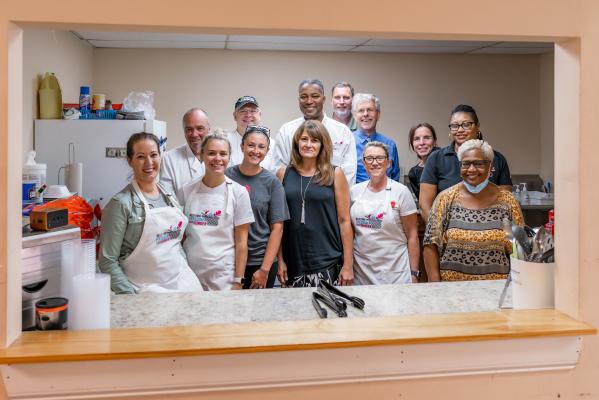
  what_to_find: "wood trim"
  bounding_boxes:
[0,309,594,364]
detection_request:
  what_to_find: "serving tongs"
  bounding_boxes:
[312,293,328,319]
[312,291,347,318]
[319,281,366,310]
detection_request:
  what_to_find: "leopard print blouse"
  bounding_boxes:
[423,184,524,281]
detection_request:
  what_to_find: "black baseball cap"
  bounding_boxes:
[234,95,259,111]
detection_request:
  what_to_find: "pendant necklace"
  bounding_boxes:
[300,172,315,224]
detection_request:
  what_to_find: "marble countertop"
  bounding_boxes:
[111,280,511,329]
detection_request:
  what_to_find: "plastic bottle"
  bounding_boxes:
[520,183,529,202]
[79,86,91,112]
[22,151,47,204]
[38,73,63,119]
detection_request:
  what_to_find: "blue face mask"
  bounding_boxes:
[463,179,490,194]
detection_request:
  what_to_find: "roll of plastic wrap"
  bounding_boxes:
[70,274,110,330]
[65,163,83,197]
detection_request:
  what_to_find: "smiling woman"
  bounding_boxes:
[98,132,203,294]
[422,139,524,282]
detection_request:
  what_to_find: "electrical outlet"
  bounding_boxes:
[106,147,127,158]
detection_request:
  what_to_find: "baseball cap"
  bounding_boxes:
[234,95,259,111]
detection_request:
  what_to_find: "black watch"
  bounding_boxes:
[233,277,246,285]
[410,270,421,278]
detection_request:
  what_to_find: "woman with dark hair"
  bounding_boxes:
[407,122,439,200]
[225,125,290,289]
[99,132,202,294]
[419,104,513,222]
[276,120,354,287]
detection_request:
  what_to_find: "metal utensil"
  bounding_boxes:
[512,225,532,257]
[498,275,512,308]
[540,247,555,263]
[319,281,365,310]
[532,227,552,261]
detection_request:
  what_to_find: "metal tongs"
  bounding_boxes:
[312,290,347,318]
[319,281,366,310]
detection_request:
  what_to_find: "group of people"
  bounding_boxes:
[98,78,524,294]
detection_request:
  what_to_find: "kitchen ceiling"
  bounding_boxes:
[73,31,553,54]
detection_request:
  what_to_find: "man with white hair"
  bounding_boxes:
[160,108,210,199]
[272,78,357,184]
[352,93,400,184]
[331,81,357,131]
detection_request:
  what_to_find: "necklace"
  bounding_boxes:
[300,173,315,224]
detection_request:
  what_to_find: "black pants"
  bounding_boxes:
[243,261,278,289]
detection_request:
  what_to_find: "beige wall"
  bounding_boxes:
[2,0,598,399]
[94,48,544,175]
[22,28,93,159]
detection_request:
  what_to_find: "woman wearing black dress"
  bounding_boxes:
[276,120,354,287]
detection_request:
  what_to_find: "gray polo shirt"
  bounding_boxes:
[225,165,290,266]
[420,143,513,193]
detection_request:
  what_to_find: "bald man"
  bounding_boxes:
[160,108,210,198]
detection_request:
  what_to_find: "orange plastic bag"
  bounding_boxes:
[33,196,96,239]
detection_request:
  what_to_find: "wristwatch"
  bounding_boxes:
[233,277,245,285]
[410,270,421,278]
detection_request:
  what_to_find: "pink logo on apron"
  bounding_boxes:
[355,213,384,230]
[189,210,222,226]
[155,220,183,244]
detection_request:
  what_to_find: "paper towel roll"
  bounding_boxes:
[66,162,83,197]
[70,274,111,330]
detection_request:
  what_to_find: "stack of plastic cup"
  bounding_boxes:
[66,238,111,330]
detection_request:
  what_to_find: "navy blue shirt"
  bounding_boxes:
[420,143,512,193]
[353,130,400,184]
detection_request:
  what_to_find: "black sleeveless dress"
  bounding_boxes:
[281,167,342,286]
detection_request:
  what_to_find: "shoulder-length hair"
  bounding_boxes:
[290,120,335,186]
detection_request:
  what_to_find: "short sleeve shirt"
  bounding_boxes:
[420,144,513,193]
[226,166,290,265]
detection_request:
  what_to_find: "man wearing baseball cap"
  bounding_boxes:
[226,96,274,170]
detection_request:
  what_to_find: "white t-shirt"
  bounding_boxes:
[160,144,204,200]
[179,178,254,227]
[271,115,357,185]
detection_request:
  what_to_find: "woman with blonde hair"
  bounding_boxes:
[276,120,354,287]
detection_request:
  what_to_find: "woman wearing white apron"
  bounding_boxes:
[350,142,420,285]
[99,133,203,294]
[180,132,255,290]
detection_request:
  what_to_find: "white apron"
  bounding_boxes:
[184,177,236,290]
[351,181,411,285]
[120,180,203,293]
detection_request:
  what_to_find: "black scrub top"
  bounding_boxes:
[420,143,513,193]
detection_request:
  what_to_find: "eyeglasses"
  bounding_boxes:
[449,121,476,132]
[363,156,388,164]
[244,125,270,136]
[460,160,490,169]
[237,108,259,115]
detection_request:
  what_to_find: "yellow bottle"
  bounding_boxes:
[39,72,63,119]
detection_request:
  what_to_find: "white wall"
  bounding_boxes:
[22,28,93,159]
[92,48,545,176]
